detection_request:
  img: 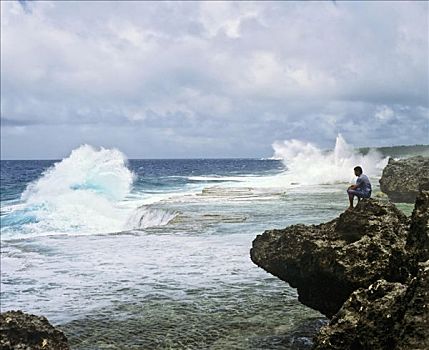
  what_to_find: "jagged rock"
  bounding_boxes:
[379,156,429,203]
[312,279,408,350]
[396,260,429,350]
[406,190,429,262]
[312,260,429,350]
[0,310,69,350]
[250,198,411,317]
[251,190,429,349]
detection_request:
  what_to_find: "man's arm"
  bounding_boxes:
[353,177,363,190]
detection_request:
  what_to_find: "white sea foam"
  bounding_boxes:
[184,135,387,191]
[188,135,387,191]
[2,145,136,238]
[271,134,388,186]
[22,144,134,202]
[125,206,178,230]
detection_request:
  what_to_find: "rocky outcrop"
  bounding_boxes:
[251,190,429,349]
[0,310,69,350]
[379,156,429,203]
[312,259,429,350]
[250,199,411,317]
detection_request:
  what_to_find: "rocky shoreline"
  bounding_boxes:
[251,191,429,349]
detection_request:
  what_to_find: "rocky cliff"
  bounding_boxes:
[379,156,429,203]
[0,310,69,350]
[251,191,429,349]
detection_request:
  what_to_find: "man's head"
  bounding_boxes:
[354,166,363,176]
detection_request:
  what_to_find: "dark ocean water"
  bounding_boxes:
[1,158,284,202]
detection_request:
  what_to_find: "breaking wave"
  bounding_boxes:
[272,134,388,185]
[2,145,135,238]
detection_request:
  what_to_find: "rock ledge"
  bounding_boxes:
[251,191,429,349]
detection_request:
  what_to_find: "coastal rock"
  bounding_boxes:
[396,260,429,350]
[379,156,429,203]
[406,190,429,262]
[251,190,429,349]
[313,260,429,350]
[0,310,69,350]
[312,279,408,350]
[250,198,410,317]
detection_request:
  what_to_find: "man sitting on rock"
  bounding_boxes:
[347,166,372,209]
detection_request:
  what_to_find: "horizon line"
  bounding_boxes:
[1,143,428,161]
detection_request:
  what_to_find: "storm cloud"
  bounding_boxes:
[1,1,428,159]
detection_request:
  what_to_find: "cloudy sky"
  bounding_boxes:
[1,1,428,159]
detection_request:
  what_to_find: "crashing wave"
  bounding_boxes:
[271,134,388,185]
[2,145,135,238]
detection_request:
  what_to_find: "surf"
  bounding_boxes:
[2,145,144,238]
[269,134,388,186]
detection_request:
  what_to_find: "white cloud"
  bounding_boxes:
[1,0,428,158]
[198,1,258,38]
[374,105,395,122]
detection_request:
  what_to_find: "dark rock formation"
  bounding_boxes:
[312,192,429,349]
[396,259,429,350]
[407,190,429,262]
[379,156,429,203]
[312,259,429,350]
[251,190,429,349]
[312,279,408,350]
[250,198,411,317]
[0,310,69,350]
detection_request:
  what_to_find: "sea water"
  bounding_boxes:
[1,135,393,349]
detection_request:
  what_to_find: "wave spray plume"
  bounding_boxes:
[272,134,388,185]
[14,145,134,237]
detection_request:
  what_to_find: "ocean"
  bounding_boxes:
[0,136,423,349]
